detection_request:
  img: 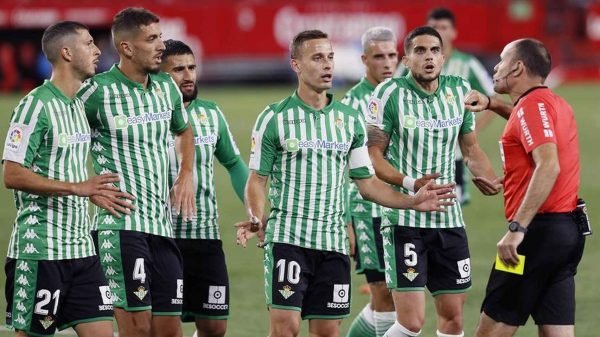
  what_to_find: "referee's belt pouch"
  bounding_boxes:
[572,198,592,236]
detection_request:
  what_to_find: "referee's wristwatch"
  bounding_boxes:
[508,221,528,234]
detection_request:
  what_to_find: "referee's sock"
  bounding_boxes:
[436,330,464,337]
[346,303,376,337]
[383,321,421,337]
[374,311,396,337]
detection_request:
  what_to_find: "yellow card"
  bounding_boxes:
[494,254,525,275]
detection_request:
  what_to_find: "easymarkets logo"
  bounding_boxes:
[113,111,172,129]
[58,132,91,147]
[403,115,463,130]
[285,138,350,152]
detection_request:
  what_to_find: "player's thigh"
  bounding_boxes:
[97,229,153,312]
[368,281,394,312]
[264,243,310,312]
[73,320,114,337]
[269,308,301,337]
[308,318,342,337]
[148,234,184,316]
[151,315,182,337]
[176,238,229,322]
[57,256,114,331]
[380,226,428,291]
[301,250,351,320]
[427,227,472,296]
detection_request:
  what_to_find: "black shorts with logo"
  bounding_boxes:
[96,230,183,315]
[381,226,472,294]
[5,255,113,336]
[175,238,229,321]
[481,213,586,326]
[264,243,351,319]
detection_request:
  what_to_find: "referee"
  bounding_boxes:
[465,39,585,337]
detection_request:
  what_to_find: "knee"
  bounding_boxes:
[402,320,425,334]
[196,321,227,337]
[270,322,300,337]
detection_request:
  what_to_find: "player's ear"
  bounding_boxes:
[361,54,367,66]
[120,41,134,58]
[290,58,300,74]
[401,55,408,67]
[60,47,72,62]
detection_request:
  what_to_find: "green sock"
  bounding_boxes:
[347,304,376,337]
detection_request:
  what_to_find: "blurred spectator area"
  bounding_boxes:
[1,0,600,92]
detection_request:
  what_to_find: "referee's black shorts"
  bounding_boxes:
[481,213,586,326]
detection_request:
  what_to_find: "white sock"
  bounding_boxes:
[362,303,376,326]
[383,321,421,337]
[374,311,396,337]
[192,331,198,337]
[436,330,464,337]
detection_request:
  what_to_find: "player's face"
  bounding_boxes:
[70,29,101,80]
[161,53,198,102]
[403,34,444,84]
[363,40,398,84]
[129,23,165,74]
[492,42,518,94]
[427,18,456,47]
[292,38,334,92]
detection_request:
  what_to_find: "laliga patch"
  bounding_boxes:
[4,123,33,163]
[367,98,380,123]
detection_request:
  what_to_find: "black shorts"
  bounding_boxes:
[5,256,113,336]
[481,213,586,326]
[175,238,229,321]
[97,230,183,315]
[352,217,385,283]
[381,226,471,294]
[264,243,351,319]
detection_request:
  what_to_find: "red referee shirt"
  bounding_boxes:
[500,86,580,220]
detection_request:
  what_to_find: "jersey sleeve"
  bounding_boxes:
[214,106,242,168]
[367,80,397,134]
[168,77,189,134]
[467,57,495,96]
[348,115,375,179]
[3,96,48,168]
[248,107,278,176]
[515,98,557,153]
[460,80,476,134]
[78,78,102,127]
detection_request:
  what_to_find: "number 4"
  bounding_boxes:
[133,258,146,284]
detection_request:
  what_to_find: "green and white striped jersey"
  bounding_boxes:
[368,74,474,229]
[79,65,188,237]
[250,91,374,254]
[341,77,383,219]
[167,98,241,239]
[2,80,95,260]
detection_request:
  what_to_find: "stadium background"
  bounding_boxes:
[0,0,599,336]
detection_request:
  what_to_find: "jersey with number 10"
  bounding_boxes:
[79,65,188,237]
[250,92,374,254]
[3,81,94,260]
[368,75,474,229]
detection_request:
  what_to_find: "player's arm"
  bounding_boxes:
[215,107,249,202]
[467,58,498,131]
[464,90,513,120]
[458,132,501,195]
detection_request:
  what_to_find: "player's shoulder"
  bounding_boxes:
[192,97,219,110]
[88,69,115,85]
[440,75,471,89]
[372,77,402,97]
[332,99,360,118]
[150,71,174,83]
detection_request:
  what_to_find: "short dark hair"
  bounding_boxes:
[163,39,193,61]
[112,7,160,47]
[403,26,443,54]
[41,21,89,64]
[290,30,328,59]
[513,39,552,80]
[427,7,456,26]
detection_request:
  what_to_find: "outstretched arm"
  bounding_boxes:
[464,90,513,120]
[458,132,501,195]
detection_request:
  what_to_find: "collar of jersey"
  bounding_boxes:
[404,73,445,100]
[109,64,156,91]
[44,80,74,105]
[290,91,334,114]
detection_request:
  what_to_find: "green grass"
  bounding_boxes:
[0,83,599,336]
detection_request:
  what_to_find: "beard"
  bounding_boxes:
[182,85,198,103]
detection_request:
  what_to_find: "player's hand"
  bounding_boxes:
[235,219,265,248]
[170,171,196,222]
[347,223,356,258]
[414,173,442,191]
[90,191,136,218]
[472,176,503,196]
[412,181,456,212]
[464,90,490,112]
[497,231,525,266]
[73,173,122,197]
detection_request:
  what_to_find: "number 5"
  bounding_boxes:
[404,243,417,267]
